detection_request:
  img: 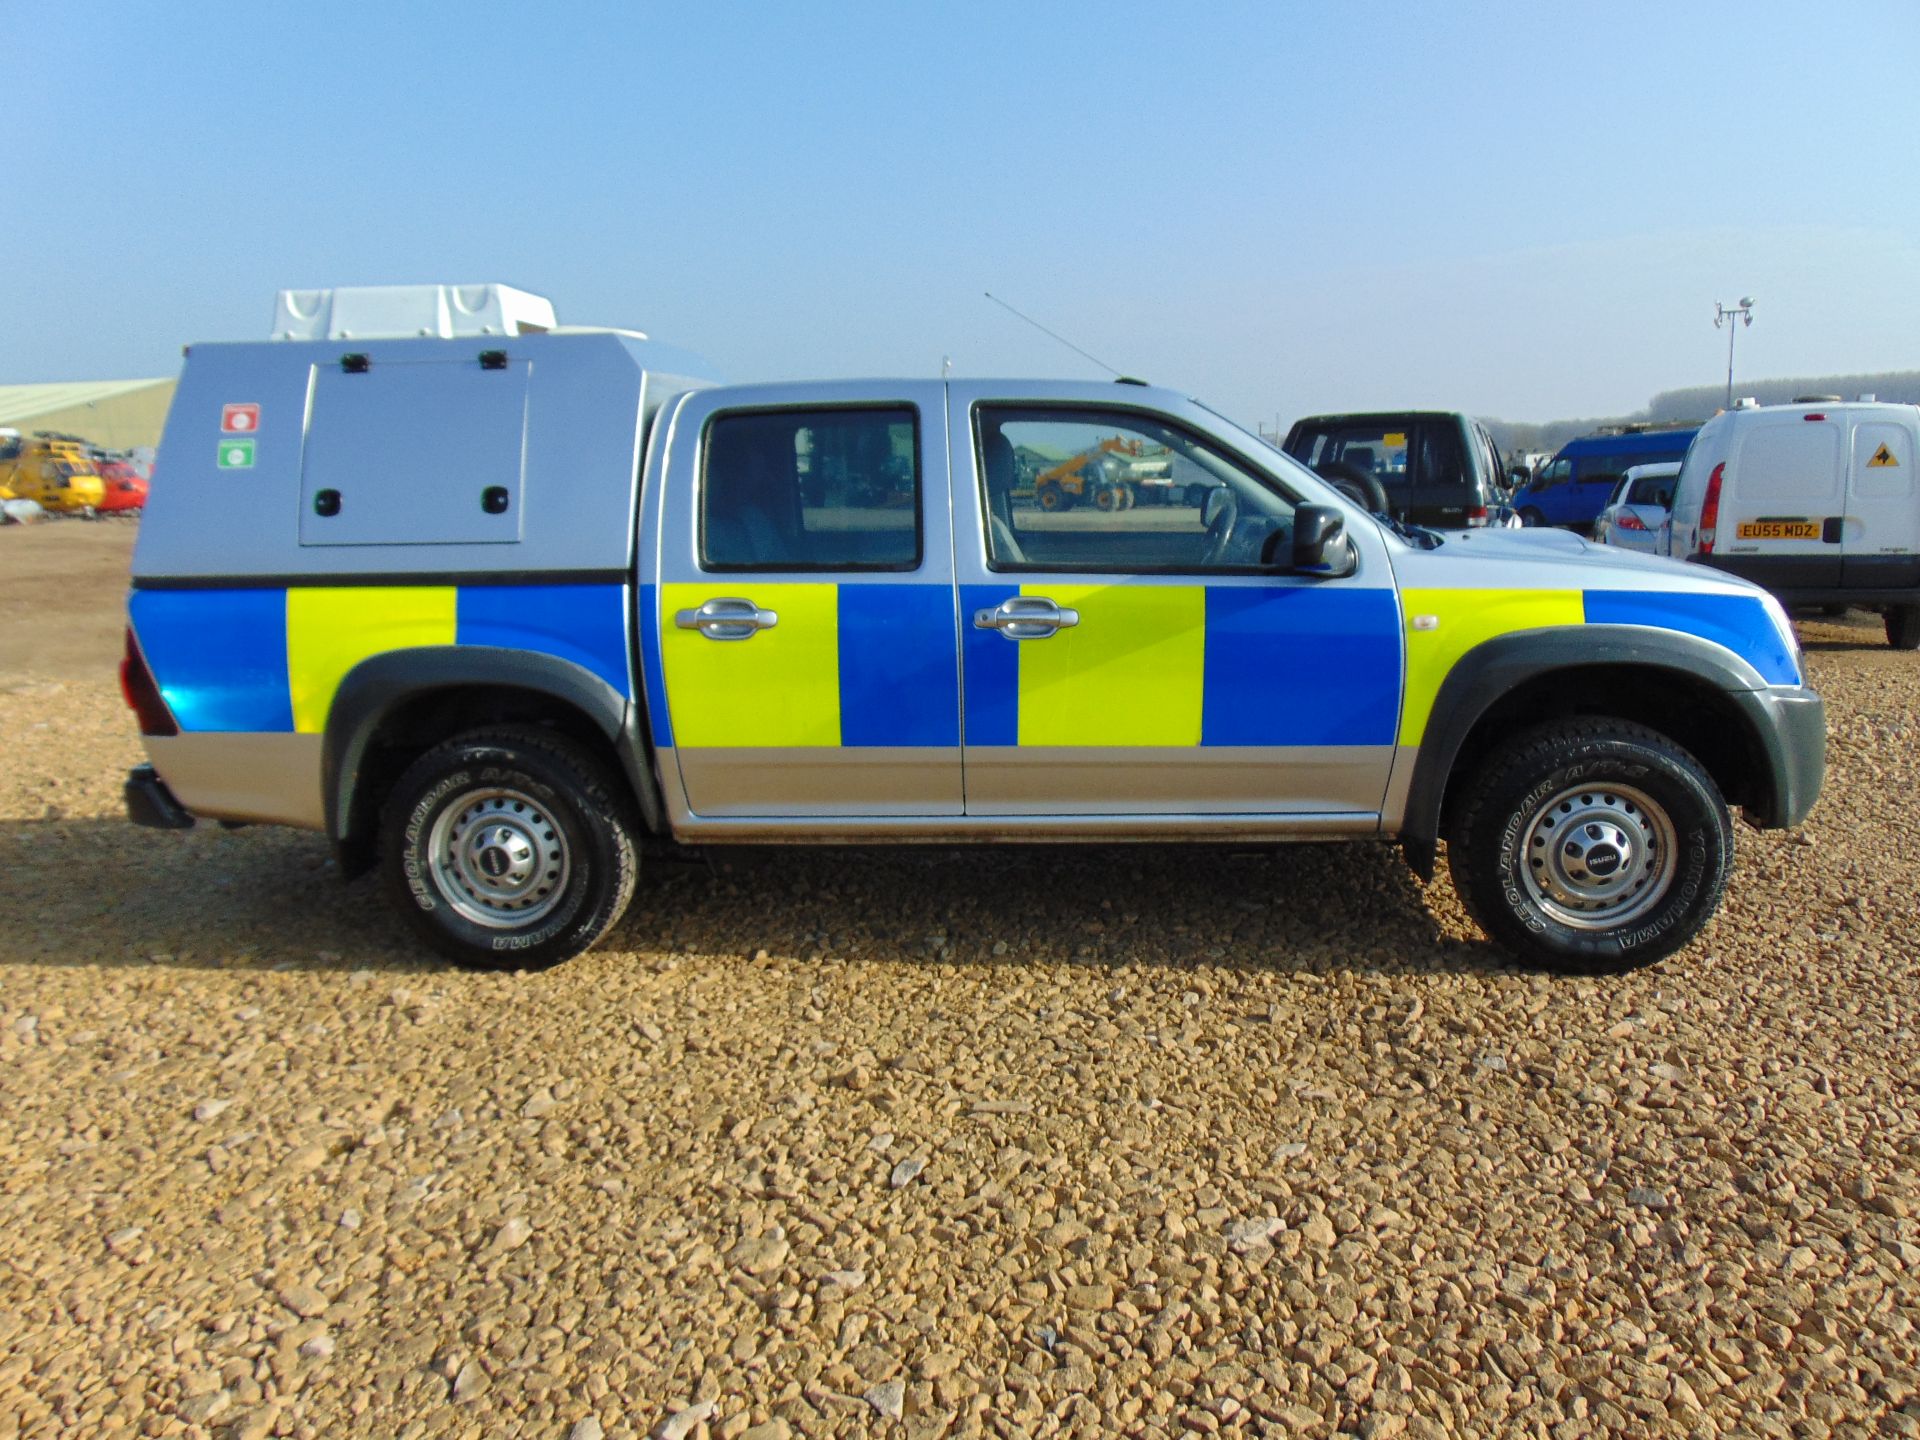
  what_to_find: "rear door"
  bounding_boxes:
[1720,414,1844,590]
[1843,416,1920,590]
[951,386,1402,819]
[650,383,963,819]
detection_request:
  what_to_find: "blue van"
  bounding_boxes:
[1513,425,1699,531]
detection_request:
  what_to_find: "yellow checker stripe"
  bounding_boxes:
[660,582,840,746]
[286,586,457,734]
[1398,588,1582,746]
[1017,583,1204,747]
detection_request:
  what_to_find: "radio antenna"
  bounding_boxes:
[984,291,1120,377]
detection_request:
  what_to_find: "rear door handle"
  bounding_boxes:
[674,597,779,641]
[972,596,1080,640]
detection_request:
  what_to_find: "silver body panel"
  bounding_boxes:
[960,745,1391,814]
[656,745,961,817]
[144,733,325,829]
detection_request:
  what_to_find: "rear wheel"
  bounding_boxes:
[380,727,639,970]
[1447,719,1732,972]
[1886,604,1920,650]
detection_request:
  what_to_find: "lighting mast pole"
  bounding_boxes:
[1714,297,1754,410]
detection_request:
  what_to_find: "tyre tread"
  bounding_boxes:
[379,725,639,970]
[1446,717,1731,973]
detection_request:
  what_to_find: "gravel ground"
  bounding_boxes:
[1,529,1917,1439]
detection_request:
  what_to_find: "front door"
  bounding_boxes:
[1843,417,1920,591]
[950,387,1403,817]
[653,384,963,817]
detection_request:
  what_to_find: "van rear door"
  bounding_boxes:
[1719,414,1845,591]
[1842,416,1920,592]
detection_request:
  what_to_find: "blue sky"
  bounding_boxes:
[6,1,1918,426]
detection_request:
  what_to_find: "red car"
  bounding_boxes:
[94,459,149,513]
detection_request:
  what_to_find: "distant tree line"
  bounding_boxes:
[1483,370,1920,459]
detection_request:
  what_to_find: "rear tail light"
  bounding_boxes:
[120,627,178,736]
[1699,462,1725,555]
[1466,506,1488,526]
[1617,511,1648,531]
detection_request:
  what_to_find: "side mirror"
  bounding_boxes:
[1291,503,1351,575]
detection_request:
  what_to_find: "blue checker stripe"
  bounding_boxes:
[838,584,961,747]
[635,583,673,748]
[1201,587,1401,746]
[455,584,632,695]
[130,588,294,733]
[959,584,1021,746]
[1583,590,1800,687]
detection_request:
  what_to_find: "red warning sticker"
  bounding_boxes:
[221,403,260,434]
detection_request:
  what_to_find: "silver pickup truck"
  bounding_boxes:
[122,285,1824,973]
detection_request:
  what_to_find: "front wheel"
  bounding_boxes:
[1886,604,1920,650]
[380,727,639,969]
[1446,719,1732,972]
[1518,507,1545,527]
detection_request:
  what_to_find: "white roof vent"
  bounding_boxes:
[271,284,557,341]
[1733,396,1760,409]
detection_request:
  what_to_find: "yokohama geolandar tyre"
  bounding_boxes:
[380,727,639,970]
[1447,719,1733,972]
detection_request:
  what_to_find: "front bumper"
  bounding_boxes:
[125,764,195,830]
[1732,685,1825,829]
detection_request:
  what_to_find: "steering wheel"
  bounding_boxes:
[1200,489,1241,565]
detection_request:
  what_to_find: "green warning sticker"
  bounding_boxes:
[217,438,256,469]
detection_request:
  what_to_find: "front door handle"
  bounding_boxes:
[674,597,779,641]
[972,595,1080,640]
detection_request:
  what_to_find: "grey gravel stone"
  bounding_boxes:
[865,1379,905,1419]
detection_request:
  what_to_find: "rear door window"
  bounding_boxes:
[1413,424,1468,488]
[700,407,920,571]
[1627,473,1676,507]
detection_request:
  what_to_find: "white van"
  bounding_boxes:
[1666,401,1920,647]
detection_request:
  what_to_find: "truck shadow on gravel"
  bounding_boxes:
[621,840,1507,978]
[0,819,1507,977]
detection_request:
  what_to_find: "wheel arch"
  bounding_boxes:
[1399,626,1784,879]
[323,647,664,866]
